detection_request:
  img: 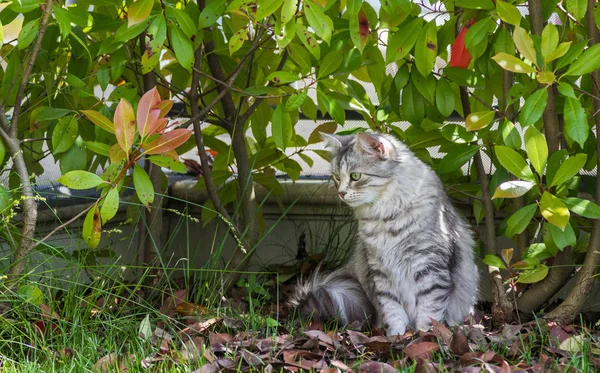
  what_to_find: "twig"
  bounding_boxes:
[37,205,94,245]
[9,0,54,138]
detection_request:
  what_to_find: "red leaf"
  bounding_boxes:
[358,9,369,45]
[144,129,193,155]
[114,99,136,154]
[449,18,475,68]
[137,87,162,138]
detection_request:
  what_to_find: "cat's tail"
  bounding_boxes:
[287,267,375,325]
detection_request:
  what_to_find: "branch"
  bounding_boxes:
[9,0,54,138]
[238,50,289,125]
[460,86,514,326]
[190,46,235,226]
[545,0,600,323]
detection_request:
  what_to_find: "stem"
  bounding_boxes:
[545,0,600,323]
[2,0,53,285]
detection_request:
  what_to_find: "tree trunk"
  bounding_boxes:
[544,0,600,323]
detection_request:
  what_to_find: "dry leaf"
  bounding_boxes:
[403,341,440,359]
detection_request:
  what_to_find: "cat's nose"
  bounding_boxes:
[338,192,347,199]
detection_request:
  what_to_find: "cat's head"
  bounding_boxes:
[321,131,407,207]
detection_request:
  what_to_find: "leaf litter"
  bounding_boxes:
[83,287,600,373]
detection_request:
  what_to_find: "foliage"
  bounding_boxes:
[1,0,600,321]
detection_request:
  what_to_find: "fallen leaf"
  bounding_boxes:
[431,319,452,344]
[159,289,188,316]
[450,327,470,355]
[357,361,396,373]
[330,359,355,372]
[94,352,119,373]
[403,341,440,359]
[559,334,586,353]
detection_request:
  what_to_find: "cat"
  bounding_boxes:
[288,131,480,335]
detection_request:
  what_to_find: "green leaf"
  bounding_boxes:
[256,0,284,20]
[285,89,308,112]
[536,71,555,85]
[496,0,521,25]
[541,23,558,62]
[517,265,549,284]
[550,153,587,187]
[18,284,44,305]
[519,88,548,126]
[85,141,111,157]
[36,107,73,121]
[170,7,196,38]
[513,25,537,65]
[483,254,507,270]
[549,222,577,251]
[17,20,39,50]
[566,0,587,21]
[495,146,536,182]
[564,97,588,147]
[53,6,72,38]
[562,197,600,219]
[295,24,320,59]
[133,164,155,209]
[565,44,600,76]
[148,155,187,173]
[169,25,193,71]
[501,120,522,149]
[437,145,480,174]
[198,0,226,28]
[546,150,568,186]
[272,105,293,150]
[524,243,552,261]
[544,41,571,63]
[557,81,577,99]
[492,181,536,199]
[540,192,570,231]
[414,20,437,77]
[492,52,536,73]
[128,0,154,27]
[266,71,299,84]
[304,0,333,44]
[280,0,296,24]
[0,185,11,216]
[81,110,115,134]
[229,28,248,55]
[506,203,537,237]
[465,16,493,50]
[318,50,343,79]
[83,204,102,249]
[58,171,106,190]
[435,78,454,117]
[556,40,586,70]
[524,125,548,175]
[386,18,422,63]
[465,110,495,131]
[288,43,312,72]
[101,188,120,224]
[456,0,494,9]
[52,116,78,155]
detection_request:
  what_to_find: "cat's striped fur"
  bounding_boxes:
[289,132,479,335]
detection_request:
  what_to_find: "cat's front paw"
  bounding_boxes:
[386,324,406,336]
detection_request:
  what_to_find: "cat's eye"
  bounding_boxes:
[350,172,362,181]
[332,173,340,181]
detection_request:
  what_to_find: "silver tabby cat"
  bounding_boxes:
[289,131,479,335]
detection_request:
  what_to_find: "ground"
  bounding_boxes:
[1,278,599,373]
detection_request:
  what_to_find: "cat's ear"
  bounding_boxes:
[354,132,386,158]
[320,132,343,150]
